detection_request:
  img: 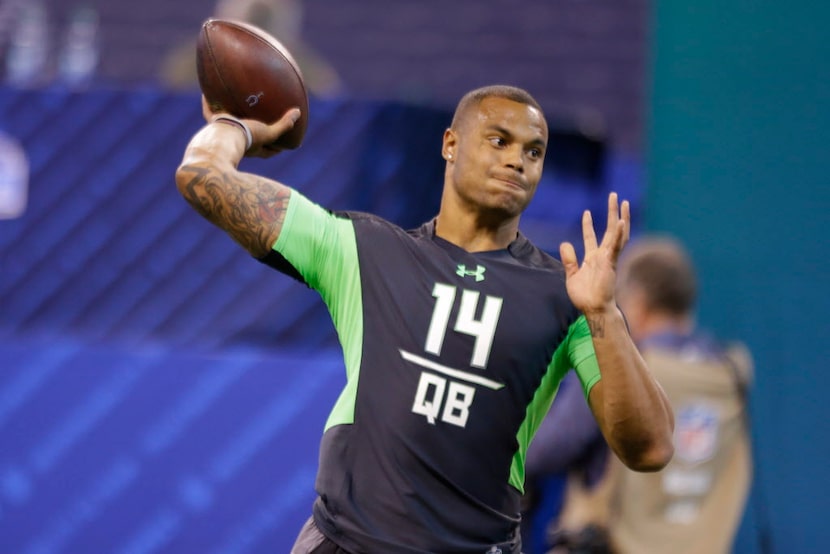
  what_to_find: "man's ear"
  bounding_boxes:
[442,128,457,161]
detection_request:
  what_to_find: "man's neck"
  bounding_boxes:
[434,210,520,252]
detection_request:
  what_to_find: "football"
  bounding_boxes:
[196,18,309,150]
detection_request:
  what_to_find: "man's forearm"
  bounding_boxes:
[587,307,674,472]
[175,122,290,256]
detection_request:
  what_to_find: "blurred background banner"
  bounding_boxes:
[0,0,827,552]
[0,128,27,219]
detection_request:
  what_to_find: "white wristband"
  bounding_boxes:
[212,114,253,151]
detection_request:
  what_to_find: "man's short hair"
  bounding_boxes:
[618,236,698,316]
[450,85,544,130]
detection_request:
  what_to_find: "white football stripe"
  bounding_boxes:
[399,350,504,391]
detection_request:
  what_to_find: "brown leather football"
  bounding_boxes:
[196,18,309,150]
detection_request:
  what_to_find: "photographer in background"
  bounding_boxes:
[559,236,753,554]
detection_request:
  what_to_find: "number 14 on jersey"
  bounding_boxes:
[410,283,504,428]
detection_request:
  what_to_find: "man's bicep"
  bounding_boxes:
[176,162,291,257]
[585,378,607,428]
[526,373,602,476]
[565,315,610,436]
[568,315,602,398]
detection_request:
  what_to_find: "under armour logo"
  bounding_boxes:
[486,547,503,554]
[456,264,486,282]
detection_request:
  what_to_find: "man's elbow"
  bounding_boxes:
[619,436,674,472]
[176,144,226,199]
[175,160,214,206]
[174,164,190,197]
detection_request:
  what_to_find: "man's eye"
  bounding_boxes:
[528,148,542,159]
[489,137,506,147]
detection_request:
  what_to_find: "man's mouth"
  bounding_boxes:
[491,174,525,190]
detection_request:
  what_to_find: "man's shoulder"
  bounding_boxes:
[335,210,437,251]
[722,340,753,385]
[509,232,566,273]
[335,209,410,230]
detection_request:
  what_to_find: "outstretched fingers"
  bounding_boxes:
[605,192,619,243]
[620,198,631,247]
[582,209,598,253]
[559,241,579,278]
[601,193,630,257]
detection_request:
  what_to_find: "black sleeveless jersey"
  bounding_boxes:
[264,192,600,554]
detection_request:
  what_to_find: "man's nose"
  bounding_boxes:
[503,146,524,172]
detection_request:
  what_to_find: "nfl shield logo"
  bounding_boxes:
[674,404,719,464]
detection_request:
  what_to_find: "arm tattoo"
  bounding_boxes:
[178,164,289,255]
[586,314,606,338]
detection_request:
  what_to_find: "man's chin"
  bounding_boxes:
[480,199,526,221]
[494,191,532,216]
